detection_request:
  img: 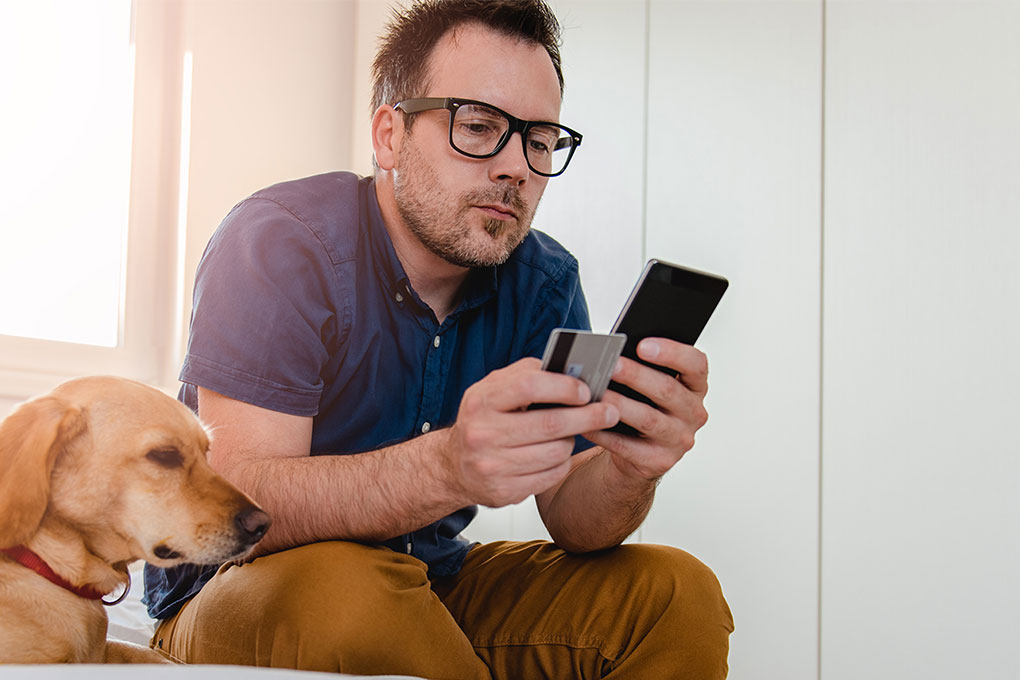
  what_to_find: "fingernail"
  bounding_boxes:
[605,404,620,427]
[578,382,590,402]
[640,339,660,359]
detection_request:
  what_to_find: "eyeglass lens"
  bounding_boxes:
[452,102,574,176]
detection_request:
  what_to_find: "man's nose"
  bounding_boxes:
[488,132,530,186]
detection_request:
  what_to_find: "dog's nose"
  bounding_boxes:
[235,505,271,543]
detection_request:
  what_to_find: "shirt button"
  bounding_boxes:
[406,541,412,554]
[421,422,431,434]
[433,335,441,348]
[394,292,404,303]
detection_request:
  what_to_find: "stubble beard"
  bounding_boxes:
[393,139,536,269]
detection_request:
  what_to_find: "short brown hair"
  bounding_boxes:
[371,0,564,116]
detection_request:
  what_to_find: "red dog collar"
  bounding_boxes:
[0,545,128,604]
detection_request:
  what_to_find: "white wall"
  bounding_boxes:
[0,397,19,418]
[350,0,395,176]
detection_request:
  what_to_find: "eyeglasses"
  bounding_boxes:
[393,97,582,177]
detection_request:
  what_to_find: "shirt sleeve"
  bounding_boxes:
[180,197,343,416]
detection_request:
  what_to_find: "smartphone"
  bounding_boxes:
[607,259,729,436]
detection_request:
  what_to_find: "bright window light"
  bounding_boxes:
[0,0,134,348]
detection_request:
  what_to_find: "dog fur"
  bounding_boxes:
[0,376,270,663]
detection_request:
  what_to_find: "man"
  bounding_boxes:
[144,1,733,677]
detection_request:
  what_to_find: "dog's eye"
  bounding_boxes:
[146,447,184,468]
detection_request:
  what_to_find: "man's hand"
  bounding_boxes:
[443,357,620,508]
[585,338,710,482]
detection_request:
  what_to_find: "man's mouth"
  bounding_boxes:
[475,204,518,221]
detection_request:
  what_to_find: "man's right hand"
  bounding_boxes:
[442,357,619,508]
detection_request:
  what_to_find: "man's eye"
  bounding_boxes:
[528,139,551,155]
[146,447,184,468]
[527,128,559,156]
[458,120,499,136]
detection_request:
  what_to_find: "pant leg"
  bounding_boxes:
[150,541,491,679]
[431,540,733,679]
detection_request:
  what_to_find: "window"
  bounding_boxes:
[0,0,134,347]
[0,0,184,397]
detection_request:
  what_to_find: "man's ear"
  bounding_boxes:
[371,105,402,171]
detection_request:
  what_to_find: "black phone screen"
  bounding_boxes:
[607,260,728,436]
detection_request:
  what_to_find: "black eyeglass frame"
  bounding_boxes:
[392,97,583,177]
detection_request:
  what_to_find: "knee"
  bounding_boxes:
[612,544,733,631]
[606,544,733,678]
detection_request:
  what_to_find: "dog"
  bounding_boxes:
[0,376,270,663]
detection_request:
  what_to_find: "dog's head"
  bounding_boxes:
[0,376,270,567]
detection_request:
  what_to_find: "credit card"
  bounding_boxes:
[539,329,627,403]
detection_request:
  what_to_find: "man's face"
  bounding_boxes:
[392,23,562,268]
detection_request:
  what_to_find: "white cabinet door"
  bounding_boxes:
[644,2,823,678]
[822,2,1020,678]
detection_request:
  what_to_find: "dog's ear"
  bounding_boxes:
[0,396,85,547]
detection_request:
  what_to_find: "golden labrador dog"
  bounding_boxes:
[0,376,270,663]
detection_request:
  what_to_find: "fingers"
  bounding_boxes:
[591,339,712,478]
[448,358,623,507]
[479,358,593,412]
[469,448,575,508]
[583,427,672,481]
[585,386,701,482]
[598,387,681,442]
[519,402,620,443]
[461,395,619,450]
[611,338,706,404]
[459,431,574,475]
[453,429,581,508]
[634,339,709,393]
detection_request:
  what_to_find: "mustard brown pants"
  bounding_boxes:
[151,540,733,678]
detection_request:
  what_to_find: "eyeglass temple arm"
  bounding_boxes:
[555,136,578,151]
[393,97,449,114]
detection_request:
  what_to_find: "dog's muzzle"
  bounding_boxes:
[235,504,271,547]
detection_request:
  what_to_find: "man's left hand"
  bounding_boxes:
[584,338,710,482]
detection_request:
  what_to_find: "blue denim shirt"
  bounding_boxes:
[143,172,592,619]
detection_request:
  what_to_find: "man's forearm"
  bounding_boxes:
[538,447,658,554]
[227,429,465,556]
[199,359,623,559]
